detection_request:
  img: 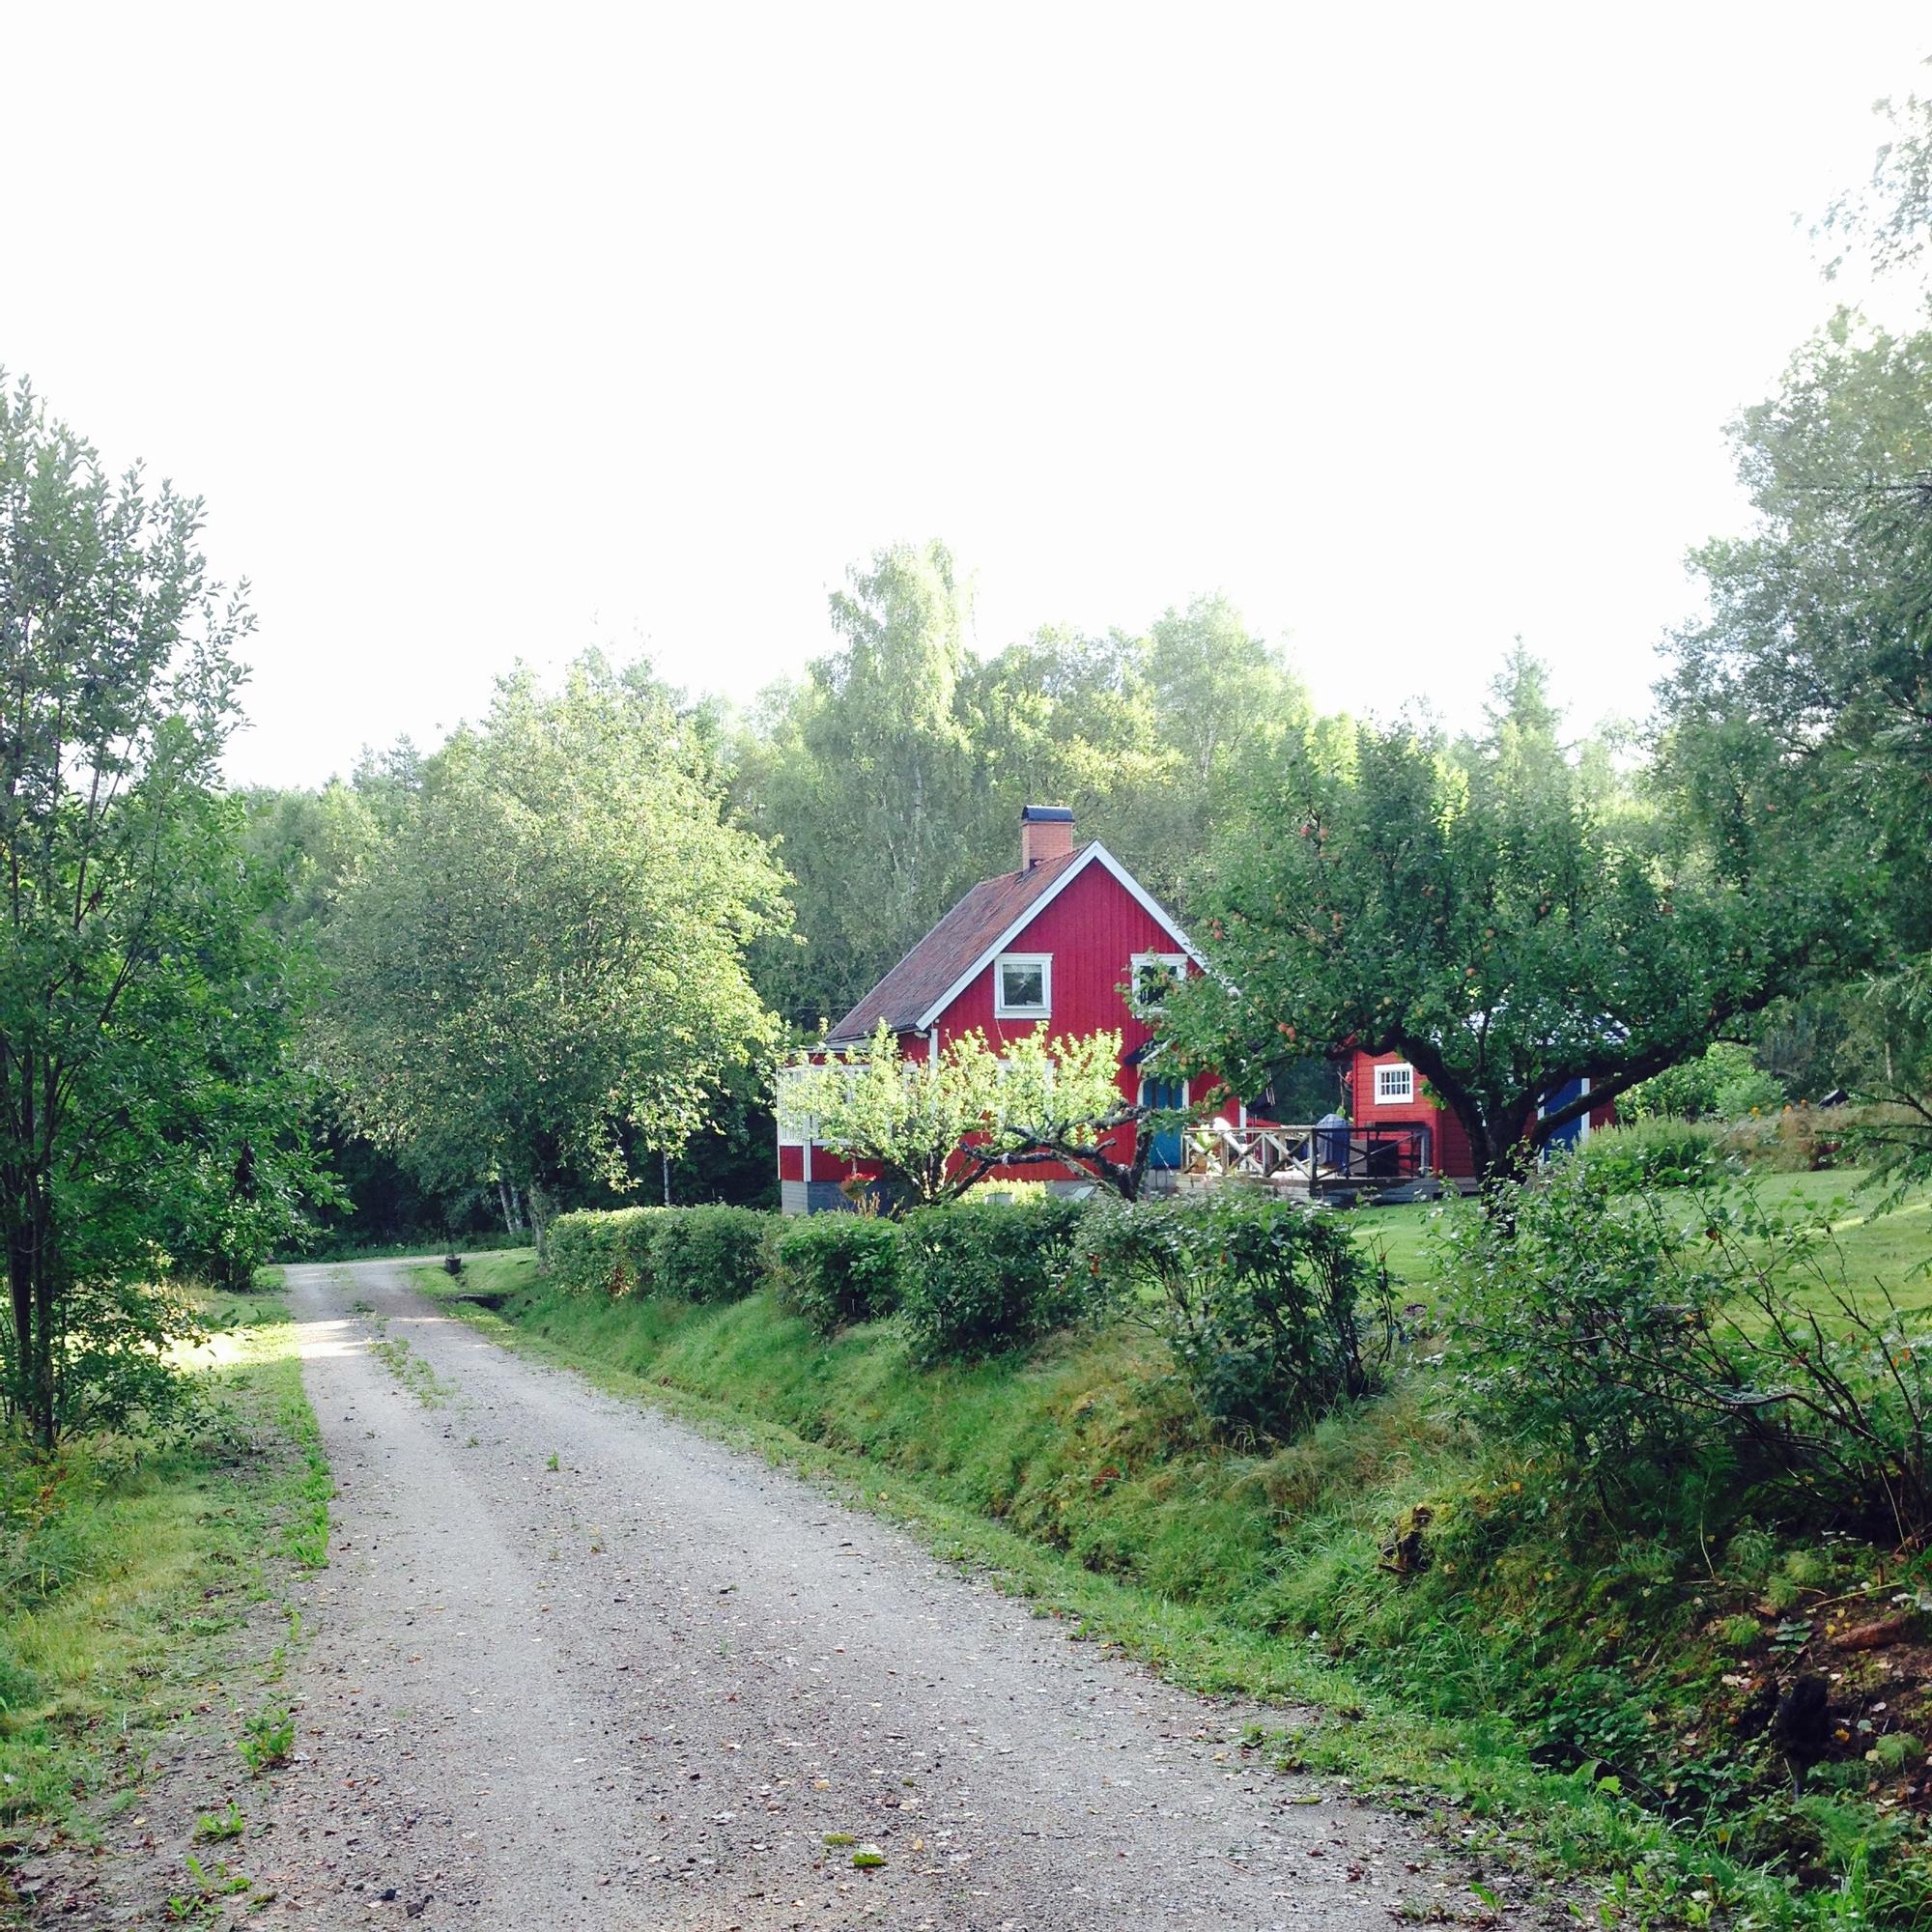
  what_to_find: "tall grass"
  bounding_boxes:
[0,1292,327,1846]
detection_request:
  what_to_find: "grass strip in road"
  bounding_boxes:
[0,1286,329,1876]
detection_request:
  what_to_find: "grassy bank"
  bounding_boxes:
[0,1282,328,1893]
[415,1206,1932,1931]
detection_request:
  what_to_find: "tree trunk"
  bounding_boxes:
[497,1178,518,1236]
[5,1206,58,1451]
[32,1263,54,1451]
[6,1229,35,1436]
[526,1180,551,1263]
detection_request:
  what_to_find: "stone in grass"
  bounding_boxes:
[851,1845,886,1869]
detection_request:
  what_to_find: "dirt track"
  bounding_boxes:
[242,1259,1524,1931]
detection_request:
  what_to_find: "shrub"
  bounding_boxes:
[647,1207,773,1303]
[1577,1117,1730,1193]
[545,1206,774,1302]
[1078,1195,1394,1443]
[775,1217,903,1335]
[1721,1103,1866,1174]
[1438,1162,1932,1542]
[897,1198,1087,1360]
[1625,1043,1776,1122]
[966,1179,1055,1207]
[546,1208,659,1298]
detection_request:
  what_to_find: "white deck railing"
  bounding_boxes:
[1179,1122,1428,1191]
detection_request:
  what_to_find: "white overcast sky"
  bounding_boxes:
[9,3,1930,787]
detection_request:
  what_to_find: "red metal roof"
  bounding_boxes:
[825,841,1094,1044]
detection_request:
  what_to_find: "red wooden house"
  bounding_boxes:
[778,806,1218,1213]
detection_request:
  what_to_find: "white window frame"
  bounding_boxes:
[1129,951,1189,1014]
[993,952,1052,1019]
[1539,1076,1593,1146]
[775,1064,814,1147]
[1374,1062,1415,1106]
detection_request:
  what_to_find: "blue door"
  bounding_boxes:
[1141,1077,1184,1169]
[1542,1077,1589,1154]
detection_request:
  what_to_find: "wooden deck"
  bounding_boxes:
[1178,1121,1441,1199]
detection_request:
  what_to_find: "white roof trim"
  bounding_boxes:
[913,840,1206,1033]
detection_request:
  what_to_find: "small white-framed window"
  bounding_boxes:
[1129,951,1188,1014]
[994,952,1051,1019]
[1374,1062,1415,1105]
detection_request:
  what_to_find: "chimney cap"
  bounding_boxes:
[1019,804,1075,824]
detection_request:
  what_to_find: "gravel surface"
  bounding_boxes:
[248,1259,1529,1931]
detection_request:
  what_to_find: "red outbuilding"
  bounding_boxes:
[778,806,1219,1213]
[1343,1048,1617,1182]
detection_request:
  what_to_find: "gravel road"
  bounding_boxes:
[252,1259,1524,1931]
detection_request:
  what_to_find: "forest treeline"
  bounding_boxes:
[245,348,1929,1236]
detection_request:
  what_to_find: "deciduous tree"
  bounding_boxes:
[1165,653,1867,1186]
[0,377,325,1444]
[321,654,789,1252]
[784,1022,1158,1205]
[1665,92,1932,1180]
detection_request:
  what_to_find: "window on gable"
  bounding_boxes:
[1374,1063,1415,1105]
[1130,952,1188,1013]
[994,952,1051,1018]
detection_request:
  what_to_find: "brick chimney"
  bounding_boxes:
[1020,804,1075,869]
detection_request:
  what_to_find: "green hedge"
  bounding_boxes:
[774,1216,903,1335]
[897,1198,1088,1361]
[652,1207,772,1303]
[547,1205,771,1301]
[551,1196,1386,1401]
[549,1198,1093,1352]
[547,1207,660,1298]
[1077,1194,1392,1441]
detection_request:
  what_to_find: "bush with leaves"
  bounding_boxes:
[51,1279,210,1440]
[1078,1194,1394,1442]
[546,1208,659,1298]
[775,1217,903,1336]
[651,1207,773,1303]
[897,1199,1087,1361]
[1439,1163,1932,1542]
[1623,1043,1768,1122]
[546,1206,775,1302]
[1577,1118,1731,1194]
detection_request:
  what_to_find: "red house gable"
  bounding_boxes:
[782,808,1206,1213]
[922,851,1195,1058]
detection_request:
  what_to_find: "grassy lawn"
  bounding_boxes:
[1356,1167,1932,1312]
[0,1283,328,1865]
